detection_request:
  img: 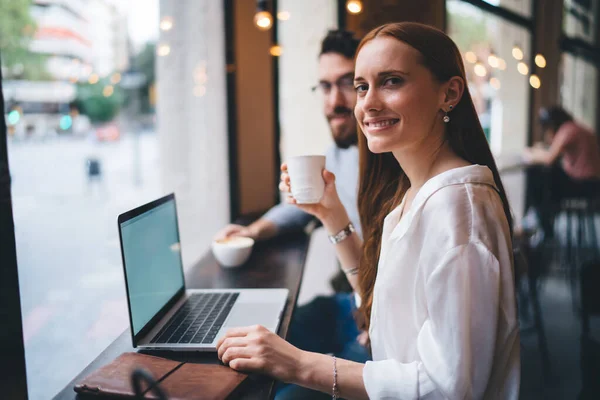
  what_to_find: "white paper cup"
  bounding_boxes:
[287,155,326,204]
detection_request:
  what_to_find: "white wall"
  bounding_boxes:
[278,0,338,160]
[157,0,230,268]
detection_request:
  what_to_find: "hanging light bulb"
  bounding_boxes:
[277,11,291,20]
[465,51,477,64]
[490,77,501,90]
[254,1,273,31]
[157,43,171,57]
[535,54,547,68]
[512,44,524,60]
[103,85,114,97]
[270,45,283,56]
[488,53,499,68]
[517,62,529,75]
[497,58,507,70]
[110,72,121,84]
[346,0,363,14]
[529,74,541,89]
[160,16,173,31]
[474,62,487,77]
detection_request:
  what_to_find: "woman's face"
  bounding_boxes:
[354,37,447,154]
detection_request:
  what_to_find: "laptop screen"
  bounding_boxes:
[120,198,185,336]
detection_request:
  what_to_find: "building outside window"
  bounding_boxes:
[2,0,229,398]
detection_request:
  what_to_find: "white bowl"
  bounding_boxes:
[211,237,255,268]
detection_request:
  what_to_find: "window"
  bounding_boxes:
[482,0,532,17]
[4,0,229,398]
[447,0,531,155]
[560,52,598,130]
[563,0,598,44]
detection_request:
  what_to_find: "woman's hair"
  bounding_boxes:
[356,22,513,330]
[539,106,573,133]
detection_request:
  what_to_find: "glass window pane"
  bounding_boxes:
[563,0,598,44]
[560,52,598,130]
[447,0,531,155]
[5,0,230,398]
[482,0,532,18]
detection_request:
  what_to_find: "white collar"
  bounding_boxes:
[387,165,498,241]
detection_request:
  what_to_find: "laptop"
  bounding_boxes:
[117,193,288,351]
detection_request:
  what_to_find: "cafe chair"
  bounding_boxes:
[513,236,552,382]
[555,183,600,311]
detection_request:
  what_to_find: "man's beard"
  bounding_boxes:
[328,106,358,149]
[332,125,358,149]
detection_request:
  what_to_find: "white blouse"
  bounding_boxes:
[362,165,520,399]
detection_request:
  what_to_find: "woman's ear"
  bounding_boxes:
[443,76,464,109]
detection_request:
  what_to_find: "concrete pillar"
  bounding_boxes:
[278,0,338,160]
[157,0,230,267]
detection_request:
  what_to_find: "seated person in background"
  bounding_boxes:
[217,22,519,399]
[521,107,600,240]
[214,30,370,400]
[524,106,600,183]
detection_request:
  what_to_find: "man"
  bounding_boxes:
[217,30,360,245]
[215,30,369,399]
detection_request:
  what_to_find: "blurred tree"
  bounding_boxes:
[132,42,155,113]
[76,80,125,123]
[447,11,488,54]
[0,0,50,80]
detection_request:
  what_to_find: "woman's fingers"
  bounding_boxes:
[279,181,291,193]
[216,326,255,349]
[217,337,248,360]
[221,344,255,366]
[229,357,266,372]
[322,169,336,185]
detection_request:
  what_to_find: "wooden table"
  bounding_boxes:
[53,231,311,400]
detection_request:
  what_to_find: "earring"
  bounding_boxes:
[443,104,453,123]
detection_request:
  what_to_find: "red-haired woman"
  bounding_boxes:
[217,22,520,399]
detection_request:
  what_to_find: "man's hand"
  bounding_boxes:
[214,224,258,241]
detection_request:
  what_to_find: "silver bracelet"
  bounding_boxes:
[328,222,356,244]
[342,266,359,276]
[332,355,338,399]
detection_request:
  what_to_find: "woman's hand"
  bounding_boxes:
[216,325,306,384]
[279,163,350,233]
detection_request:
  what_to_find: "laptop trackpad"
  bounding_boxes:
[225,303,282,331]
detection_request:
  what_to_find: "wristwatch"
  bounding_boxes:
[328,222,356,244]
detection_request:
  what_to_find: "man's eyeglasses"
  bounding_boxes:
[312,75,355,95]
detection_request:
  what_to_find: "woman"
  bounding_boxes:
[521,106,600,241]
[524,106,600,182]
[217,22,520,399]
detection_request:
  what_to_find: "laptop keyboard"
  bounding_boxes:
[150,292,239,345]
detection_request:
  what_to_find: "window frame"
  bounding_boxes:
[449,0,538,144]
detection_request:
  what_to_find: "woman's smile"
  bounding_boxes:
[363,117,400,134]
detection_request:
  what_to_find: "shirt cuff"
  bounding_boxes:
[363,359,436,399]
